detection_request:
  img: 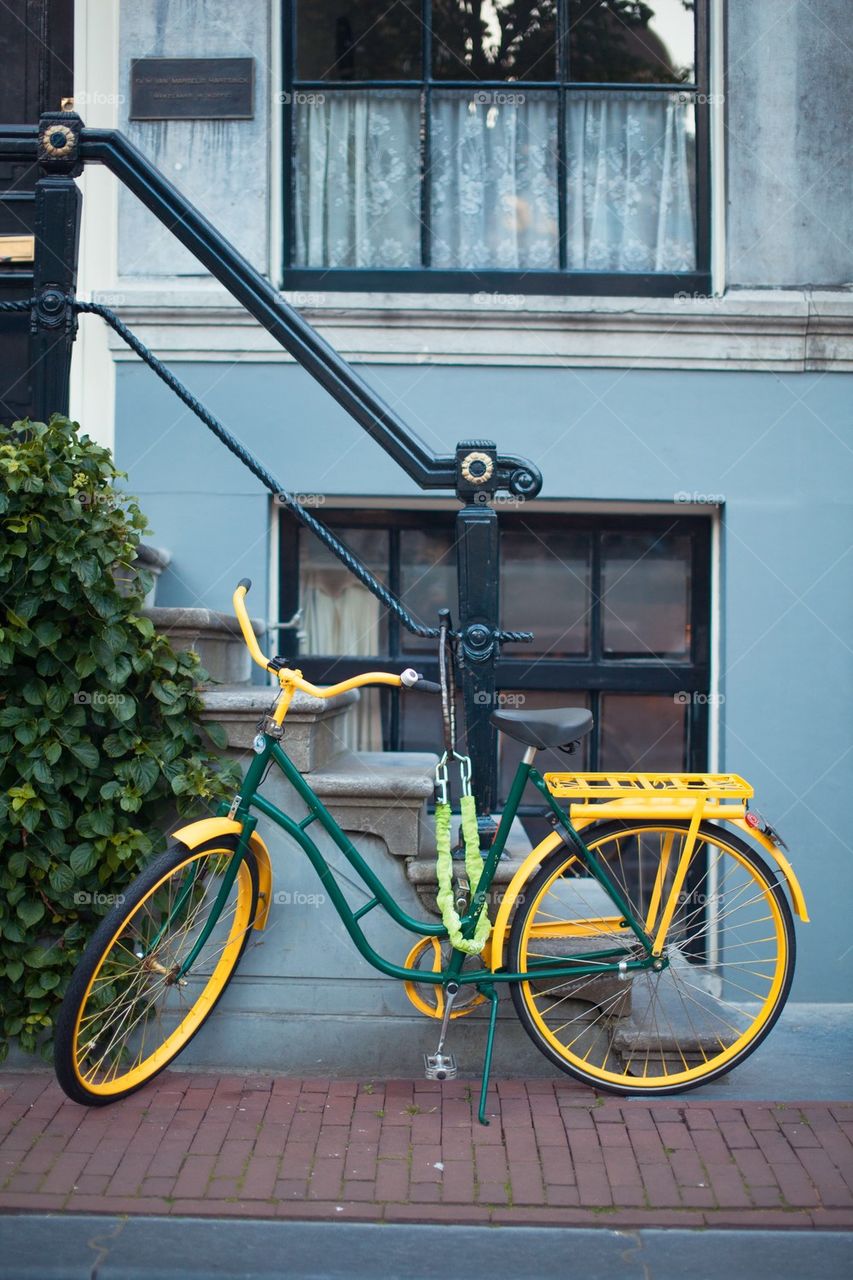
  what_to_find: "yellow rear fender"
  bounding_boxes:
[729,818,809,922]
[171,817,273,930]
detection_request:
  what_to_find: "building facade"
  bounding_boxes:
[65,0,852,1013]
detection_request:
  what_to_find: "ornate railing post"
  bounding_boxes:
[30,112,82,421]
[455,440,501,841]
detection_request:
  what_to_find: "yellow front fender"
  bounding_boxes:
[171,818,273,929]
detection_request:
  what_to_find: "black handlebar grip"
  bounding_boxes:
[237,578,252,592]
[410,678,441,694]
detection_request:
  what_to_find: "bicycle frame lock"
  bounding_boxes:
[0,113,544,827]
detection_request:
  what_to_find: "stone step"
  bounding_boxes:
[201,685,357,773]
[307,748,437,863]
[147,606,266,685]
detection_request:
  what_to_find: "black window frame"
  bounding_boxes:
[277,509,712,812]
[281,0,712,297]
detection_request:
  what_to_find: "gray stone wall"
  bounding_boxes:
[726,0,853,286]
[117,0,271,277]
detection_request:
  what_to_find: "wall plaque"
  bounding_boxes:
[130,57,254,121]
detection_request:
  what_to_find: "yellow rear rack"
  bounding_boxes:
[543,772,753,822]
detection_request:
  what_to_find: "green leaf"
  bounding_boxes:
[31,759,54,787]
[69,741,99,770]
[49,864,75,894]
[127,756,159,793]
[16,899,45,928]
[5,960,24,983]
[33,619,61,647]
[13,721,38,747]
[203,720,228,750]
[69,843,98,876]
[111,695,137,723]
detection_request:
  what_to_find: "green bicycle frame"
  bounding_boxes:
[176,731,656,985]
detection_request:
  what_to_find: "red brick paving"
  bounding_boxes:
[0,1072,851,1228]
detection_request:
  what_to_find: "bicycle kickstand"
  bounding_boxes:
[476,983,500,1126]
[424,982,459,1081]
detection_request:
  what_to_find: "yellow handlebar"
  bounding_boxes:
[233,580,272,671]
[232,579,405,699]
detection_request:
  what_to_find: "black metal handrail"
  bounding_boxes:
[1,113,547,822]
[0,122,540,501]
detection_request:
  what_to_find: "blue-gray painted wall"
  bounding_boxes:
[115,359,853,1003]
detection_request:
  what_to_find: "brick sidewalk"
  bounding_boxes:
[1,1073,852,1229]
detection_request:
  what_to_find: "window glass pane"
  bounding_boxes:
[431,90,559,268]
[432,1,558,81]
[300,527,389,654]
[566,90,695,271]
[599,692,686,770]
[568,0,695,83]
[296,0,422,81]
[293,91,421,268]
[601,531,691,657]
[501,529,590,656]
[400,528,458,653]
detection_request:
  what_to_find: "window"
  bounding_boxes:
[278,511,712,838]
[282,1,711,295]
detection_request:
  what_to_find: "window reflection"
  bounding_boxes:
[501,529,590,655]
[569,0,695,83]
[599,693,686,770]
[400,528,458,652]
[296,0,422,81]
[602,531,690,657]
[433,0,558,81]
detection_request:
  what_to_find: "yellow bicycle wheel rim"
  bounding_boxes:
[516,824,789,1089]
[71,849,255,1096]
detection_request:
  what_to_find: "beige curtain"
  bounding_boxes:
[301,569,383,752]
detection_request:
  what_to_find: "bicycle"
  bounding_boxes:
[54,580,809,1124]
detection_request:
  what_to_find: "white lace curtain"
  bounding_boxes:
[294,91,421,269]
[294,90,695,272]
[565,92,696,272]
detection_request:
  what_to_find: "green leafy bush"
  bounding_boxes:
[0,415,239,1058]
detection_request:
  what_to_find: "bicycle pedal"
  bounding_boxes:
[424,1052,458,1081]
